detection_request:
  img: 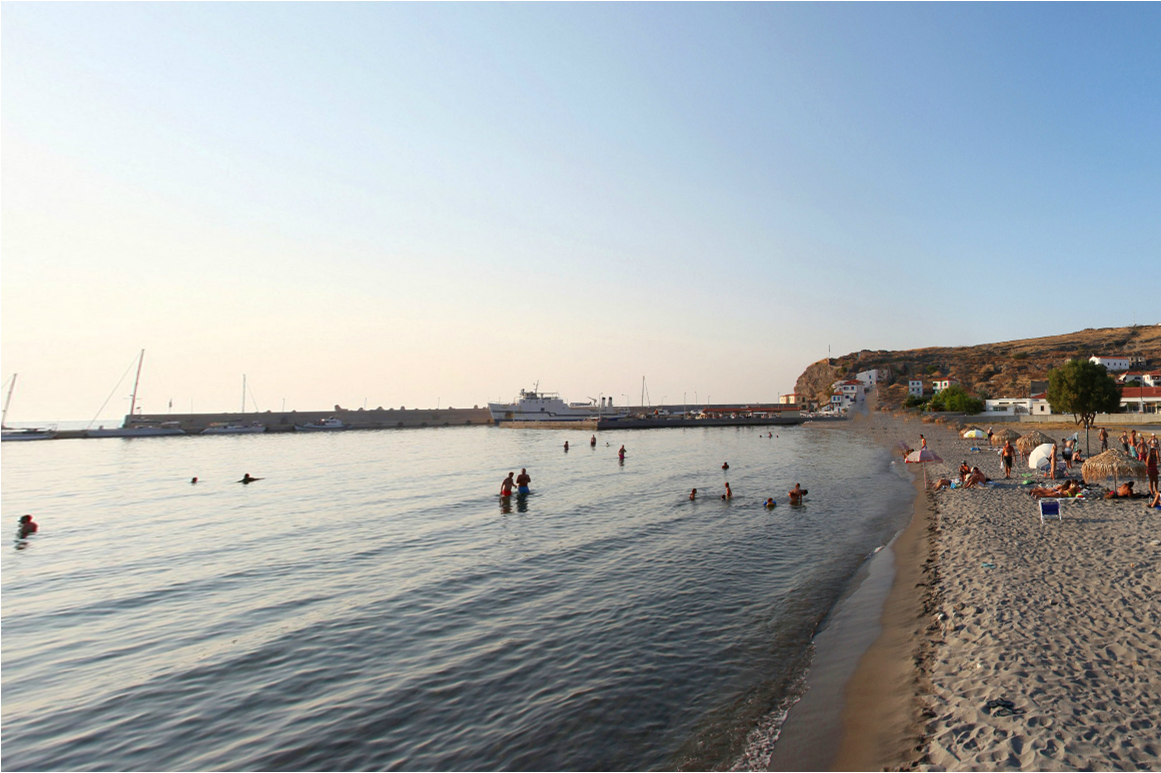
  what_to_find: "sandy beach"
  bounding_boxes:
[834,413,1161,771]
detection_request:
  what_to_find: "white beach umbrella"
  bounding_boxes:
[1028,443,1055,470]
[963,429,987,439]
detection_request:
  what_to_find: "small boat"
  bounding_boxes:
[84,351,186,438]
[2,427,57,442]
[1,374,56,441]
[86,421,185,438]
[294,417,346,431]
[202,422,266,435]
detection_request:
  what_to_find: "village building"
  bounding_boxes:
[908,379,925,398]
[931,378,957,394]
[1090,355,1131,372]
[1120,386,1161,414]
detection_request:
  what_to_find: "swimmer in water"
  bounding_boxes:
[591,435,597,447]
[190,476,198,484]
[765,498,776,509]
[516,468,531,495]
[239,473,262,484]
[500,472,515,497]
[788,483,807,504]
[17,515,38,540]
[564,441,569,452]
[722,462,729,470]
[724,482,732,500]
[689,488,697,501]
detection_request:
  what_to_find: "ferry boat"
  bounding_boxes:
[488,388,630,422]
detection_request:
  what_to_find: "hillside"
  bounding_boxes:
[794,325,1161,411]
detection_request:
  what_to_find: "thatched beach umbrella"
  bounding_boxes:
[1016,430,1056,457]
[1081,449,1147,488]
[991,428,1020,446]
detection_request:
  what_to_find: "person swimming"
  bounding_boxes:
[765,498,776,509]
[689,488,697,501]
[516,468,531,495]
[17,515,38,540]
[500,472,515,497]
[721,462,729,470]
[239,473,262,484]
[190,476,198,484]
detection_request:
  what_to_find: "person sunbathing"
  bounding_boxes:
[1029,480,1081,499]
[931,478,953,491]
[1146,491,1161,509]
[1105,481,1145,500]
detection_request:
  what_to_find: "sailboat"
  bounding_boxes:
[1,374,57,441]
[202,375,266,434]
[85,350,185,438]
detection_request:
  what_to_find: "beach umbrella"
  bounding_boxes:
[963,429,987,439]
[905,447,943,489]
[1016,430,1056,457]
[991,428,1020,446]
[1028,443,1055,471]
[1081,449,1147,488]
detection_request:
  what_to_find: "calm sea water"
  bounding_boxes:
[2,424,912,771]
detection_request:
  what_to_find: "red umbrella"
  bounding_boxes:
[905,447,944,489]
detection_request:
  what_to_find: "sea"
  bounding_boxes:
[1,422,914,771]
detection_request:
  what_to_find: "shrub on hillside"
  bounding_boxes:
[927,385,984,414]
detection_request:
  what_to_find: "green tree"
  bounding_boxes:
[928,384,984,414]
[1046,360,1122,453]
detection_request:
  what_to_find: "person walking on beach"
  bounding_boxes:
[500,472,515,497]
[1121,430,1130,453]
[1001,439,1015,479]
[1098,427,1108,451]
[1062,438,1074,469]
[516,469,531,495]
[1145,446,1159,497]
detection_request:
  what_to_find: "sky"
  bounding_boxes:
[3,3,1159,421]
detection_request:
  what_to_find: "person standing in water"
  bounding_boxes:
[17,515,38,540]
[516,469,531,495]
[563,441,569,452]
[689,488,697,501]
[723,482,732,500]
[590,435,597,448]
[788,483,807,504]
[618,445,626,461]
[500,472,515,497]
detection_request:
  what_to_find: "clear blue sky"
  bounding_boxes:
[3,3,1159,420]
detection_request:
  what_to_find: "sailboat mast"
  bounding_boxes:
[242,375,247,414]
[128,350,145,419]
[2,373,16,428]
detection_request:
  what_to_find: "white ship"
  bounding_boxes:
[488,387,629,422]
[202,422,266,435]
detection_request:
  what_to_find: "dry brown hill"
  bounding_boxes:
[794,325,1161,411]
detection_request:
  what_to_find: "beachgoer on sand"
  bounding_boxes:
[1001,441,1015,479]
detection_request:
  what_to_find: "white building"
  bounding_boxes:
[1120,386,1161,414]
[1117,371,1160,387]
[855,369,880,388]
[834,379,865,403]
[931,378,958,394]
[985,394,1053,415]
[1090,355,1131,372]
[908,379,924,398]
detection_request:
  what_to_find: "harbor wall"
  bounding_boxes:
[130,407,493,434]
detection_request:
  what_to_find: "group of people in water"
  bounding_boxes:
[687,480,806,507]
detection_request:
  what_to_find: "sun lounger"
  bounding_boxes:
[1039,498,1062,524]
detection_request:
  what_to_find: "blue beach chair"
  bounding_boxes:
[1038,498,1062,525]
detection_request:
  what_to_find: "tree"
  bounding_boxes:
[1046,360,1122,454]
[928,384,984,414]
